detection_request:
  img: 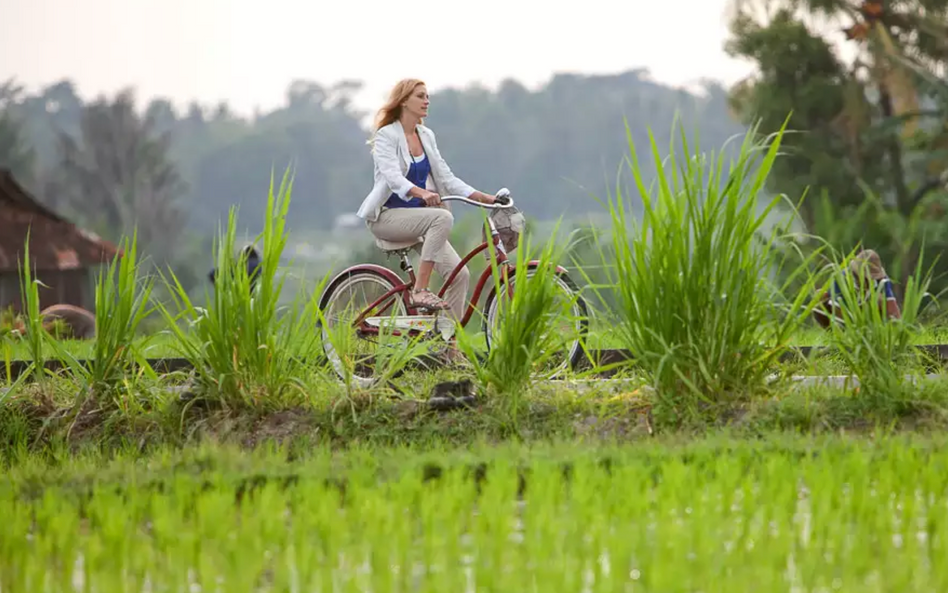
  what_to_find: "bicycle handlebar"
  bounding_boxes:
[440,187,514,209]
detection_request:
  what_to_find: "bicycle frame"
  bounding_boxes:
[337,193,569,340]
[351,219,510,333]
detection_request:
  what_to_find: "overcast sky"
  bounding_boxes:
[2,0,762,116]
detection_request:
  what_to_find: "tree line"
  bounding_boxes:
[725,0,948,295]
[0,70,744,295]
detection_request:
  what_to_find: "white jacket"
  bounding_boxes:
[356,121,476,221]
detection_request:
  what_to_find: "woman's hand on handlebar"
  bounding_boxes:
[423,190,443,206]
[414,189,441,206]
[493,188,511,205]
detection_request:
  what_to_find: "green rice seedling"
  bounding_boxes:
[88,233,156,390]
[9,436,948,590]
[821,246,936,417]
[2,330,13,385]
[316,297,434,410]
[371,323,433,386]
[50,232,157,410]
[591,117,823,424]
[5,232,53,396]
[0,405,30,463]
[157,169,327,411]
[456,220,586,427]
[18,237,46,372]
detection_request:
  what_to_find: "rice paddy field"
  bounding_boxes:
[4,436,948,592]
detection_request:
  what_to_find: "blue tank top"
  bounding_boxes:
[383,149,430,209]
[831,273,896,305]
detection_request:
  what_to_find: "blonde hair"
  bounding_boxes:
[374,78,426,131]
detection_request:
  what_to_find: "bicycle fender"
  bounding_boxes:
[330,264,405,286]
[488,261,570,297]
[319,264,409,308]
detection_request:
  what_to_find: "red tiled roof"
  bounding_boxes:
[0,170,120,272]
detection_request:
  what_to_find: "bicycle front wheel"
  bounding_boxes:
[482,265,589,378]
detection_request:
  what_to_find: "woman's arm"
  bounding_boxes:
[421,127,485,200]
[467,190,496,204]
[813,290,832,328]
[886,299,902,320]
[881,279,902,320]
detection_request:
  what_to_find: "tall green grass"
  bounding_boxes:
[8,232,49,392]
[457,221,585,425]
[52,232,158,408]
[157,170,327,411]
[592,119,822,423]
[317,299,433,413]
[821,247,936,414]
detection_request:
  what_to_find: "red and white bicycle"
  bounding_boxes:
[317,190,589,387]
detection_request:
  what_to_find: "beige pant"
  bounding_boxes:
[367,207,471,321]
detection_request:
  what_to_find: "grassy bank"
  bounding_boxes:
[4,365,948,458]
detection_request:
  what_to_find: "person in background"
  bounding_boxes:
[208,245,262,291]
[813,248,901,328]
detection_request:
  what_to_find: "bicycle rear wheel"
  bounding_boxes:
[318,268,407,389]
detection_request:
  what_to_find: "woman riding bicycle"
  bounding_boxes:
[356,78,498,317]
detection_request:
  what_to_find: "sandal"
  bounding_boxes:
[410,289,448,311]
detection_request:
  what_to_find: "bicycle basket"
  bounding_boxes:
[483,206,526,252]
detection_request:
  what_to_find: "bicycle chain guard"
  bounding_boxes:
[363,314,456,342]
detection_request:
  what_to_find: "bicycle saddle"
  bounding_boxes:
[375,237,422,252]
